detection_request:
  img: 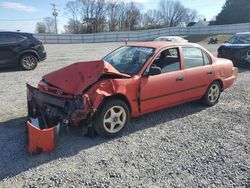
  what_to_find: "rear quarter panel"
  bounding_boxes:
[212,58,236,90]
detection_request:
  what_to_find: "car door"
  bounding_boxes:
[0,34,23,67]
[181,47,215,100]
[140,47,188,114]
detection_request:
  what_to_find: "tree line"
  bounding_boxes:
[36,0,198,34]
[36,0,250,34]
[215,0,250,25]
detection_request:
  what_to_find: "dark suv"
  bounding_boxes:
[0,31,46,70]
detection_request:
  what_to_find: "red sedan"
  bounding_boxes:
[27,42,237,154]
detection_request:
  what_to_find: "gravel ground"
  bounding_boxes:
[0,42,249,187]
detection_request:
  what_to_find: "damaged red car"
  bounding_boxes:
[27,42,238,154]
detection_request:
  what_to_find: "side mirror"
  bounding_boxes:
[224,40,228,43]
[148,66,161,76]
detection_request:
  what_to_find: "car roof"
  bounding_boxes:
[127,41,200,49]
[0,31,32,37]
[155,36,182,39]
[235,32,250,35]
[157,36,180,38]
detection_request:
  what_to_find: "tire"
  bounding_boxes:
[93,99,130,138]
[202,81,221,106]
[19,54,38,70]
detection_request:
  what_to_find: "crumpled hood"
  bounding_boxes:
[42,60,130,95]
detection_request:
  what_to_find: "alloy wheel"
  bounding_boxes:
[103,106,126,134]
[208,84,220,103]
[22,56,37,70]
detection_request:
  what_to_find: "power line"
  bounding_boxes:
[0,18,46,21]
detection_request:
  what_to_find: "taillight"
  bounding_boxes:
[39,80,48,91]
[233,67,238,78]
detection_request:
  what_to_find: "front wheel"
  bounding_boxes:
[202,81,221,106]
[93,99,130,138]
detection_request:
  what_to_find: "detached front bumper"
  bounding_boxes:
[27,120,59,154]
[26,84,61,154]
[26,82,94,154]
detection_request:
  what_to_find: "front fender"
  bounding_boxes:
[85,79,122,110]
[83,76,140,118]
[85,79,134,111]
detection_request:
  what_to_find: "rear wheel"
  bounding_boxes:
[19,54,38,70]
[202,81,221,106]
[93,99,130,138]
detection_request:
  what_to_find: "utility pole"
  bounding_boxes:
[51,3,58,34]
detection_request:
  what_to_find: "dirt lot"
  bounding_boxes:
[0,42,249,187]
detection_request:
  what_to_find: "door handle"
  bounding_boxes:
[176,77,184,81]
[207,71,213,75]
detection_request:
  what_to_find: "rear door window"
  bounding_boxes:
[182,47,211,68]
[15,35,26,42]
[0,34,25,44]
[203,51,211,65]
[0,34,11,44]
[0,34,6,44]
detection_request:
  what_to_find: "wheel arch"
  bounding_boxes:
[213,79,224,91]
[92,93,131,137]
[18,50,39,65]
[98,93,132,115]
[102,94,132,113]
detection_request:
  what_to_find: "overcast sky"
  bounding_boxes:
[0,0,226,33]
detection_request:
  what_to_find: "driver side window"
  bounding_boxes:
[152,48,181,74]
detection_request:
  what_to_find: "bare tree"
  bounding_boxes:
[35,22,46,33]
[62,0,197,33]
[158,0,187,27]
[93,0,106,32]
[65,0,82,33]
[124,2,141,30]
[80,0,94,33]
[106,1,128,31]
[183,9,198,26]
[64,19,85,33]
[78,0,106,33]
[143,9,161,29]
[63,0,143,33]
[35,17,56,33]
[44,17,55,33]
[116,2,127,30]
[106,0,119,31]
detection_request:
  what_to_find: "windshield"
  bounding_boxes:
[103,46,155,75]
[228,34,250,44]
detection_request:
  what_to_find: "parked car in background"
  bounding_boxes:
[0,31,46,70]
[154,36,188,43]
[218,32,250,67]
[26,42,237,154]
